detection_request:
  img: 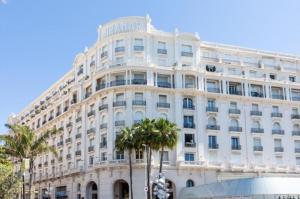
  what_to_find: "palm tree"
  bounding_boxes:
[115,127,136,199]
[135,118,159,199]
[0,124,57,199]
[154,118,179,174]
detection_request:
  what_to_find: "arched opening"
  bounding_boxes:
[152,179,176,199]
[159,113,168,120]
[101,114,107,123]
[116,112,124,121]
[186,179,194,187]
[208,117,217,126]
[273,122,281,130]
[230,119,239,127]
[114,179,129,199]
[293,124,300,131]
[86,181,98,199]
[253,121,260,129]
[134,111,144,123]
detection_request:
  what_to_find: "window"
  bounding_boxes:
[295,140,300,149]
[253,138,261,147]
[116,93,124,101]
[184,134,195,145]
[77,183,81,192]
[274,139,282,147]
[101,152,107,161]
[158,41,166,50]
[116,151,124,160]
[134,38,143,46]
[186,179,194,187]
[184,153,195,161]
[208,136,217,148]
[207,117,217,126]
[184,116,194,127]
[206,65,216,72]
[296,157,300,166]
[272,106,279,113]
[135,150,144,160]
[183,97,194,109]
[289,76,296,82]
[89,138,94,146]
[182,44,192,53]
[270,74,276,80]
[292,108,299,115]
[273,122,281,130]
[159,151,169,162]
[159,95,167,103]
[249,70,257,77]
[135,92,143,100]
[230,119,239,127]
[230,102,237,109]
[252,104,259,111]
[252,121,260,129]
[207,99,216,108]
[116,39,124,47]
[231,137,240,149]
[89,156,94,165]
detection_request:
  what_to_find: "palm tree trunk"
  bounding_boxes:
[129,150,133,199]
[146,146,151,199]
[159,147,164,174]
[28,159,34,199]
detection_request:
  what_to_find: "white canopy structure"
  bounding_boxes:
[179,177,300,199]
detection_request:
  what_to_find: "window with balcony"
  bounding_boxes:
[207,80,220,93]
[229,101,240,114]
[134,111,143,124]
[185,75,196,88]
[228,82,242,95]
[157,94,170,108]
[272,122,284,135]
[253,138,263,151]
[250,84,264,97]
[77,65,84,76]
[89,156,94,165]
[292,124,300,136]
[296,157,300,166]
[132,73,146,84]
[85,85,92,99]
[157,74,171,88]
[231,137,241,150]
[184,134,195,147]
[157,41,167,54]
[207,117,219,130]
[271,87,284,100]
[181,44,193,57]
[101,45,108,59]
[289,76,296,82]
[295,140,300,153]
[274,139,283,152]
[183,97,194,109]
[96,77,106,91]
[184,116,195,128]
[208,135,218,149]
[291,89,300,101]
[184,153,195,162]
[115,40,125,53]
[134,38,144,51]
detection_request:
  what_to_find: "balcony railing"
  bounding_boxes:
[75,150,81,156]
[99,104,108,111]
[206,125,220,130]
[231,145,242,150]
[110,80,126,87]
[88,146,95,152]
[132,79,147,85]
[100,123,108,129]
[115,120,125,126]
[87,110,95,117]
[100,142,107,148]
[209,144,219,149]
[229,90,243,96]
[134,45,144,51]
[185,142,196,147]
[113,101,126,107]
[251,128,264,133]
[253,146,263,151]
[229,109,241,114]
[87,128,96,135]
[274,147,284,152]
[206,107,218,112]
[207,87,220,93]
[229,126,242,132]
[115,46,125,53]
[272,129,285,135]
[271,112,283,118]
[157,81,171,88]
[157,102,170,108]
[250,110,262,116]
[75,133,82,139]
[157,49,167,54]
[292,131,300,136]
[291,114,300,119]
[183,104,195,110]
[181,51,193,57]
[183,123,195,129]
[272,94,284,100]
[96,83,106,91]
[132,100,146,106]
[251,91,264,98]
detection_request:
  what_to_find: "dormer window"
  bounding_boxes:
[206,65,216,72]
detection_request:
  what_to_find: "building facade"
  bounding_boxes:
[10,16,300,199]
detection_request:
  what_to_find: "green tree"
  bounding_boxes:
[115,127,136,199]
[0,124,57,199]
[154,118,179,173]
[0,160,21,199]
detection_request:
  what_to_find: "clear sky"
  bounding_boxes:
[1,0,300,134]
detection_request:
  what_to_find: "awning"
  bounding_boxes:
[179,177,300,199]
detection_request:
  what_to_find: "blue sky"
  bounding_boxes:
[1,0,300,133]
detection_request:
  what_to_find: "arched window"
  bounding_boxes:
[253,121,260,129]
[230,119,239,127]
[186,179,194,187]
[208,117,217,126]
[183,97,194,108]
[116,112,124,120]
[293,124,300,131]
[159,113,168,119]
[134,111,144,121]
[273,122,281,130]
[101,115,107,123]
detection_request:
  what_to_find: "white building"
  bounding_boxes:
[10,16,300,199]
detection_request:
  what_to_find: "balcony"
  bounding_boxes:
[272,94,284,100]
[87,128,96,135]
[253,146,263,151]
[206,107,218,112]
[113,101,126,107]
[229,90,243,96]
[207,87,220,93]
[291,114,300,119]
[99,104,108,111]
[87,110,95,117]
[292,96,300,101]
[134,45,144,51]
[75,150,81,156]
[251,91,264,98]
[66,154,71,159]
[229,126,242,132]
[292,131,300,136]
[185,142,196,148]
[231,145,242,150]
[110,80,126,87]
[77,68,83,76]
[157,49,167,54]
[65,138,72,144]
[75,133,82,139]
[272,129,285,135]
[76,117,82,123]
[183,122,195,129]
[181,51,193,57]
[57,141,64,147]
[66,122,72,128]
[251,128,264,133]
[229,109,241,114]
[157,102,170,108]
[115,46,125,53]
[115,120,125,126]
[132,79,147,85]
[132,100,146,106]
[250,111,262,116]
[206,125,220,130]
[100,123,108,129]
[88,146,95,152]
[101,51,108,58]
[96,83,106,91]
[157,81,171,88]
[295,148,300,153]
[208,144,219,149]
[274,147,284,152]
[271,112,283,118]
[100,142,107,148]
[183,104,195,110]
